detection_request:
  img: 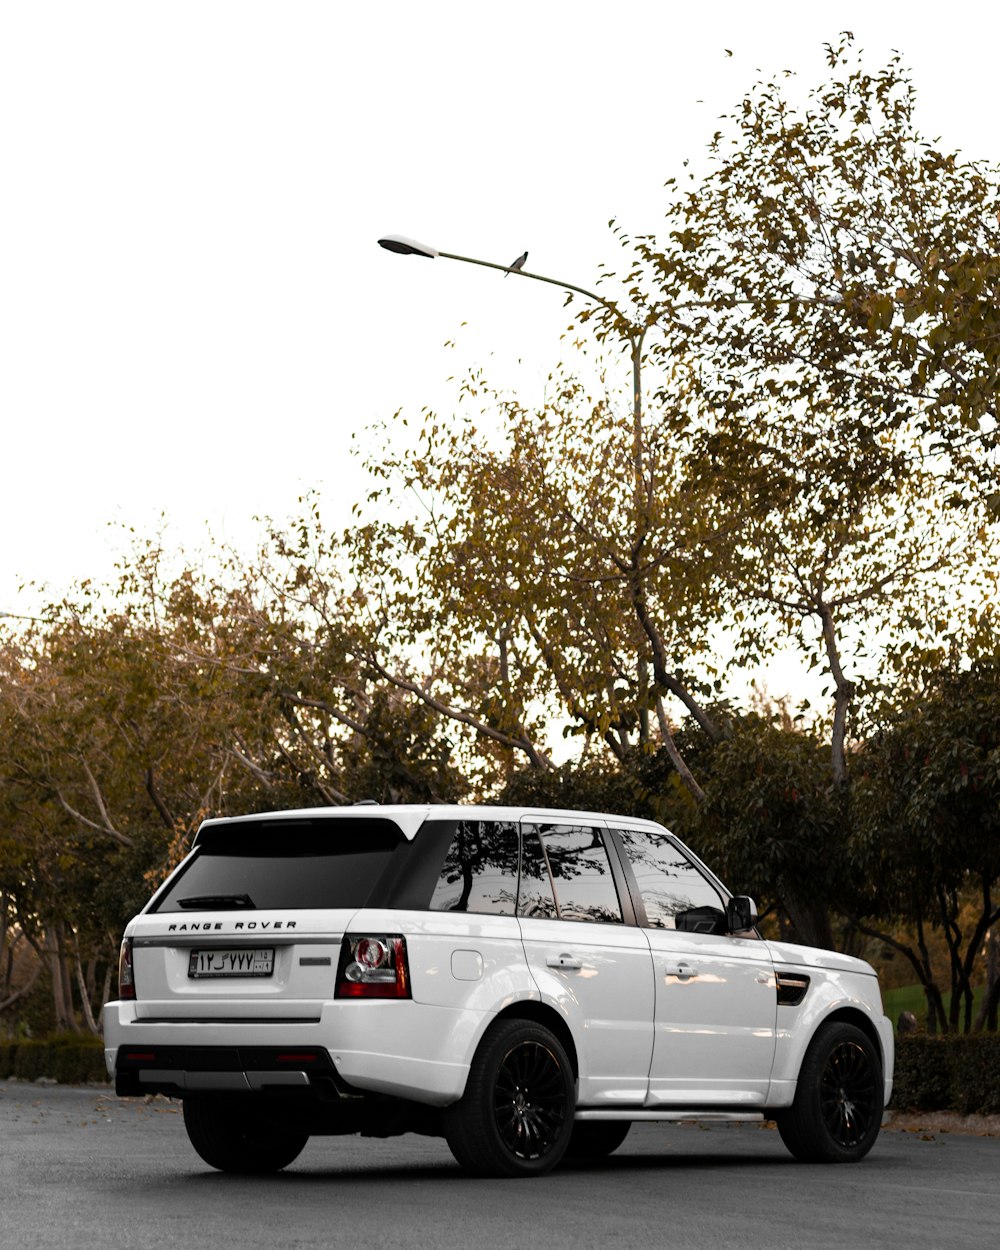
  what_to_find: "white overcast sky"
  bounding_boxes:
[3,1,998,654]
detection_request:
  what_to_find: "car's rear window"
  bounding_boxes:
[151,818,406,912]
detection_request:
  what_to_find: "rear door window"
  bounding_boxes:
[517,828,558,919]
[528,823,623,924]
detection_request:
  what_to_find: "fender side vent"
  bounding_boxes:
[776,972,810,1006]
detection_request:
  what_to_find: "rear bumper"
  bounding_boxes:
[112,1043,349,1098]
[104,997,487,1105]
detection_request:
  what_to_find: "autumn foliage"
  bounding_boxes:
[2,37,999,1037]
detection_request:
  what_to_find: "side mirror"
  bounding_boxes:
[726,895,758,933]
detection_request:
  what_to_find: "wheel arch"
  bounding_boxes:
[819,1006,885,1070]
[490,1000,580,1079]
[769,995,894,1108]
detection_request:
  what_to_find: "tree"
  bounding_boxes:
[852,661,1000,1032]
[0,531,474,1035]
[350,368,734,800]
[627,33,1000,783]
[293,37,1000,965]
[0,581,246,1032]
[345,36,999,818]
[501,708,851,951]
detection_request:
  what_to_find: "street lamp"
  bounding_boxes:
[377,234,648,480]
[377,232,654,739]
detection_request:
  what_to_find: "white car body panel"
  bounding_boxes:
[765,940,894,1107]
[127,908,355,1019]
[519,916,654,1105]
[644,929,777,1106]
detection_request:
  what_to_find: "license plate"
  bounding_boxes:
[188,948,275,979]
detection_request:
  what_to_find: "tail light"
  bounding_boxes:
[118,937,136,1001]
[336,935,410,999]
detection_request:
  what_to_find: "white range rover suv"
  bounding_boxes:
[104,804,894,1177]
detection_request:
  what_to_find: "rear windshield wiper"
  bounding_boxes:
[177,894,256,910]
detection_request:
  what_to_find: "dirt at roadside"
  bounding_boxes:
[882,1109,1000,1138]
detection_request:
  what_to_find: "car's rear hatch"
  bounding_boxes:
[130,815,411,1021]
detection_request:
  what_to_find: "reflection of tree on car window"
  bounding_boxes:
[537,825,608,876]
[518,830,558,919]
[533,824,623,924]
[431,821,520,914]
[612,827,724,929]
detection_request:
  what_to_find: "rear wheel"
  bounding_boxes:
[775,1021,883,1163]
[182,1098,309,1173]
[444,1018,575,1177]
[564,1120,631,1161]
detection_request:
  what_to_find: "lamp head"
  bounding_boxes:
[377,235,439,258]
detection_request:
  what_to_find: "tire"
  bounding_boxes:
[444,1018,576,1177]
[775,1021,884,1163]
[564,1120,631,1161]
[182,1098,309,1173]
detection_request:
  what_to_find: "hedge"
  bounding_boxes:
[892,1033,1000,1115]
[0,1034,109,1085]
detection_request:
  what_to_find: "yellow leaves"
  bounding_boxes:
[864,293,895,334]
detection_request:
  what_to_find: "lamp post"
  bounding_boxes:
[377,234,653,741]
[377,236,647,483]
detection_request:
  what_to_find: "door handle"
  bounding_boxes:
[546,953,583,970]
[666,963,697,980]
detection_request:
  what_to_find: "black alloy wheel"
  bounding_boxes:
[819,1038,879,1149]
[775,1020,884,1163]
[443,1018,576,1177]
[493,1038,568,1160]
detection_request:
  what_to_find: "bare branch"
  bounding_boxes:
[144,766,175,830]
[54,788,133,848]
[365,650,553,770]
[655,696,706,804]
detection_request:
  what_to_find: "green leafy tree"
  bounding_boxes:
[852,661,1000,1032]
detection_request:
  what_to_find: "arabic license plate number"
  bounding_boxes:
[188,948,275,978]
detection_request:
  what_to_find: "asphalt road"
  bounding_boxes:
[2,1082,998,1250]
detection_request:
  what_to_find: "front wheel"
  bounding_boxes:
[775,1021,884,1163]
[444,1018,575,1177]
[183,1098,309,1173]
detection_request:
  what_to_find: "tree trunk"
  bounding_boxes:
[782,892,834,951]
[0,893,8,998]
[0,957,42,1013]
[97,961,114,1031]
[655,697,706,804]
[49,940,70,1032]
[973,928,1000,1032]
[849,914,949,1032]
[52,923,79,1033]
[74,949,100,1035]
[818,602,854,788]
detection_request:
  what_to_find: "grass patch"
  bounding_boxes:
[882,984,985,1030]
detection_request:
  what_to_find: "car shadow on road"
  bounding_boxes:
[178,1151,794,1186]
